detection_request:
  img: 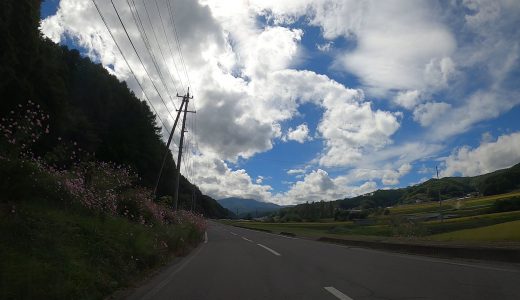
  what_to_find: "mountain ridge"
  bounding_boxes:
[217,197,282,216]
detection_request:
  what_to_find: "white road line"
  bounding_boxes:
[232,226,299,240]
[242,237,253,242]
[324,286,353,300]
[257,243,281,256]
[204,231,208,243]
[229,231,238,236]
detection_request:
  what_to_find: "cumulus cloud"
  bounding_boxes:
[255,0,520,140]
[190,154,273,201]
[337,2,456,95]
[442,132,520,177]
[284,123,311,143]
[393,90,421,110]
[273,169,344,204]
[318,100,400,167]
[338,163,412,186]
[40,0,520,204]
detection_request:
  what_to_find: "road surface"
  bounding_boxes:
[128,221,520,300]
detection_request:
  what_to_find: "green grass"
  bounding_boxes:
[0,200,202,299]
[389,191,520,215]
[424,210,520,235]
[223,220,393,238]
[429,220,520,242]
[221,191,520,245]
[224,206,520,241]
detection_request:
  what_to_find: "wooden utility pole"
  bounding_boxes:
[153,100,185,196]
[437,166,443,223]
[173,88,194,210]
[191,189,196,212]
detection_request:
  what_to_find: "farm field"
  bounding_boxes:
[222,191,520,245]
[429,220,520,242]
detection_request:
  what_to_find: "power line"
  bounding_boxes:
[91,0,171,136]
[127,0,178,109]
[154,0,186,91]
[140,0,180,97]
[110,0,177,120]
[165,0,191,91]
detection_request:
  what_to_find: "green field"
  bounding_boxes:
[429,220,520,242]
[389,191,520,215]
[223,192,520,245]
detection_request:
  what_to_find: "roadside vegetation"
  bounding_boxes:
[0,1,218,298]
[0,102,206,299]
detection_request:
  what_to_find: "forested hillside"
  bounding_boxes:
[0,0,228,218]
[277,162,520,220]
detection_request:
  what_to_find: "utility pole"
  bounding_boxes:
[173,88,194,210]
[153,100,185,196]
[191,189,196,212]
[436,166,443,223]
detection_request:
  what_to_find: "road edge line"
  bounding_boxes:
[257,243,281,256]
[324,286,353,300]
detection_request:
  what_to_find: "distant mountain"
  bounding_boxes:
[217,197,282,216]
[280,162,520,216]
[336,161,520,210]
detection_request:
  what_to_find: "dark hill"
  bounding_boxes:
[281,162,520,215]
[337,162,520,210]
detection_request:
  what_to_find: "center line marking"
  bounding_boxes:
[324,287,353,300]
[204,231,208,243]
[257,243,281,256]
[242,237,253,242]
[230,232,238,236]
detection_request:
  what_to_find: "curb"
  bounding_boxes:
[317,237,520,263]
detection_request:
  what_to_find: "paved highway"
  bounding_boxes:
[128,221,520,300]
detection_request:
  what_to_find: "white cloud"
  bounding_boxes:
[427,90,520,140]
[39,0,520,204]
[336,2,456,95]
[287,168,306,175]
[273,169,342,204]
[190,154,273,201]
[393,90,421,110]
[252,69,401,167]
[318,100,400,167]
[442,132,520,176]
[284,123,310,143]
[338,163,412,186]
[413,102,452,127]
[316,41,333,52]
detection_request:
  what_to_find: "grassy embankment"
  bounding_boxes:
[222,191,520,244]
[0,155,205,299]
[0,201,200,299]
[430,220,520,242]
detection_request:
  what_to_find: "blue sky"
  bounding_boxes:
[40,0,520,204]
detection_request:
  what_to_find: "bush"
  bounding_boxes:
[390,216,429,237]
[280,212,302,222]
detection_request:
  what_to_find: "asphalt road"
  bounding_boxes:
[128,221,520,300]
